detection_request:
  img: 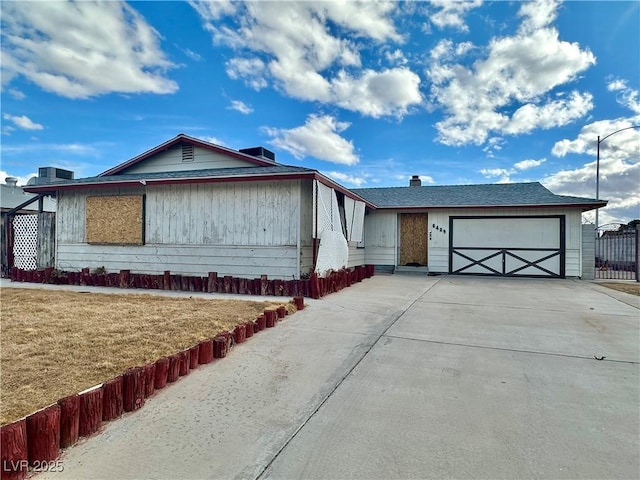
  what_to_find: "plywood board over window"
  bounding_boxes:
[86,195,145,245]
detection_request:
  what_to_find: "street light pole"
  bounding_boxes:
[594,125,640,232]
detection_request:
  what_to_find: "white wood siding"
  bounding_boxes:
[145,181,297,246]
[347,244,365,268]
[428,208,583,277]
[55,181,302,279]
[299,180,314,275]
[56,244,297,277]
[363,211,397,266]
[122,146,256,174]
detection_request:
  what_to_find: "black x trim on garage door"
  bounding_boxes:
[449,215,566,278]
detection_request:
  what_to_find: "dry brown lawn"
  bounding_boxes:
[1,288,292,425]
[598,282,640,296]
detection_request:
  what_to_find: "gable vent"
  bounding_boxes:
[182,144,194,162]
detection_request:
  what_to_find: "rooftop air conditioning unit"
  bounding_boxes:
[239,147,276,162]
[37,167,74,184]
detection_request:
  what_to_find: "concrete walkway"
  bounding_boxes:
[15,275,637,479]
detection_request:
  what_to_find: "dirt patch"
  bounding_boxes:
[0,288,292,425]
[598,282,640,296]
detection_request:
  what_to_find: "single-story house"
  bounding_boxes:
[25,134,606,280]
[352,177,605,278]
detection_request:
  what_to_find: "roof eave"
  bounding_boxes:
[371,202,608,211]
[24,171,318,193]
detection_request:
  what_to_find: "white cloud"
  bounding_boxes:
[514,158,546,170]
[182,48,202,62]
[263,114,359,165]
[385,49,407,65]
[1,142,98,155]
[1,1,177,98]
[504,91,593,135]
[192,1,422,118]
[607,79,627,92]
[427,1,595,146]
[480,158,547,183]
[518,0,560,33]
[331,67,422,118]
[225,58,268,90]
[8,88,25,100]
[201,136,226,147]
[418,174,435,184]
[326,171,367,187]
[3,113,43,130]
[608,80,640,114]
[427,0,483,32]
[227,100,253,115]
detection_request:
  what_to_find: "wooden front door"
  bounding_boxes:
[400,213,428,266]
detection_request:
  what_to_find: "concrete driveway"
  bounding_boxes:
[37,275,639,480]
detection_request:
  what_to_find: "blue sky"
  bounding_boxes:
[1,0,638,224]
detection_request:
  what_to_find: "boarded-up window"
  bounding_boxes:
[86,195,145,245]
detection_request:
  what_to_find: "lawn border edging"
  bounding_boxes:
[0,298,304,479]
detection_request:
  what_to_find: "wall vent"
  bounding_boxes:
[182,144,194,162]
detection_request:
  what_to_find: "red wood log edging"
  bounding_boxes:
[57,395,80,448]
[233,324,246,344]
[25,405,60,465]
[198,339,214,364]
[1,419,28,480]
[244,321,254,338]
[78,387,103,438]
[256,314,266,331]
[252,320,259,333]
[189,345,200,369]
[216,331,233,353]
[123,367,145,412]
[154,357,169,389]
[102,376,124,421]
[167,354,181,382]
[143,363,156,398]
[213,336,228,359]
[294,296,304,310]
[264,309,276,328]
[179,350,190,376]
[276,306,286,319]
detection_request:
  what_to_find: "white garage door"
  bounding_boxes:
[449,216,565,278]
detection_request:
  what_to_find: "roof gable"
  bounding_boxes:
[100,134,277,176]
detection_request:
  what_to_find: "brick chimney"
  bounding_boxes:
[410,175,421,187]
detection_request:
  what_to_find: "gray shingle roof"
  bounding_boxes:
[27,165,315,188]
[352,182,604,208]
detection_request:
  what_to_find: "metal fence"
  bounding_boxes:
[595,225,638,281]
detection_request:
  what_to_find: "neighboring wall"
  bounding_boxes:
[56,180,301,278]
[122,146,254,174]
[427,208,584,277]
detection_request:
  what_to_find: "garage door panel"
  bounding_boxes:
[505,251,561,276]
[453,218,560,248]
[450,216,565,278]
[452,249,502,274]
